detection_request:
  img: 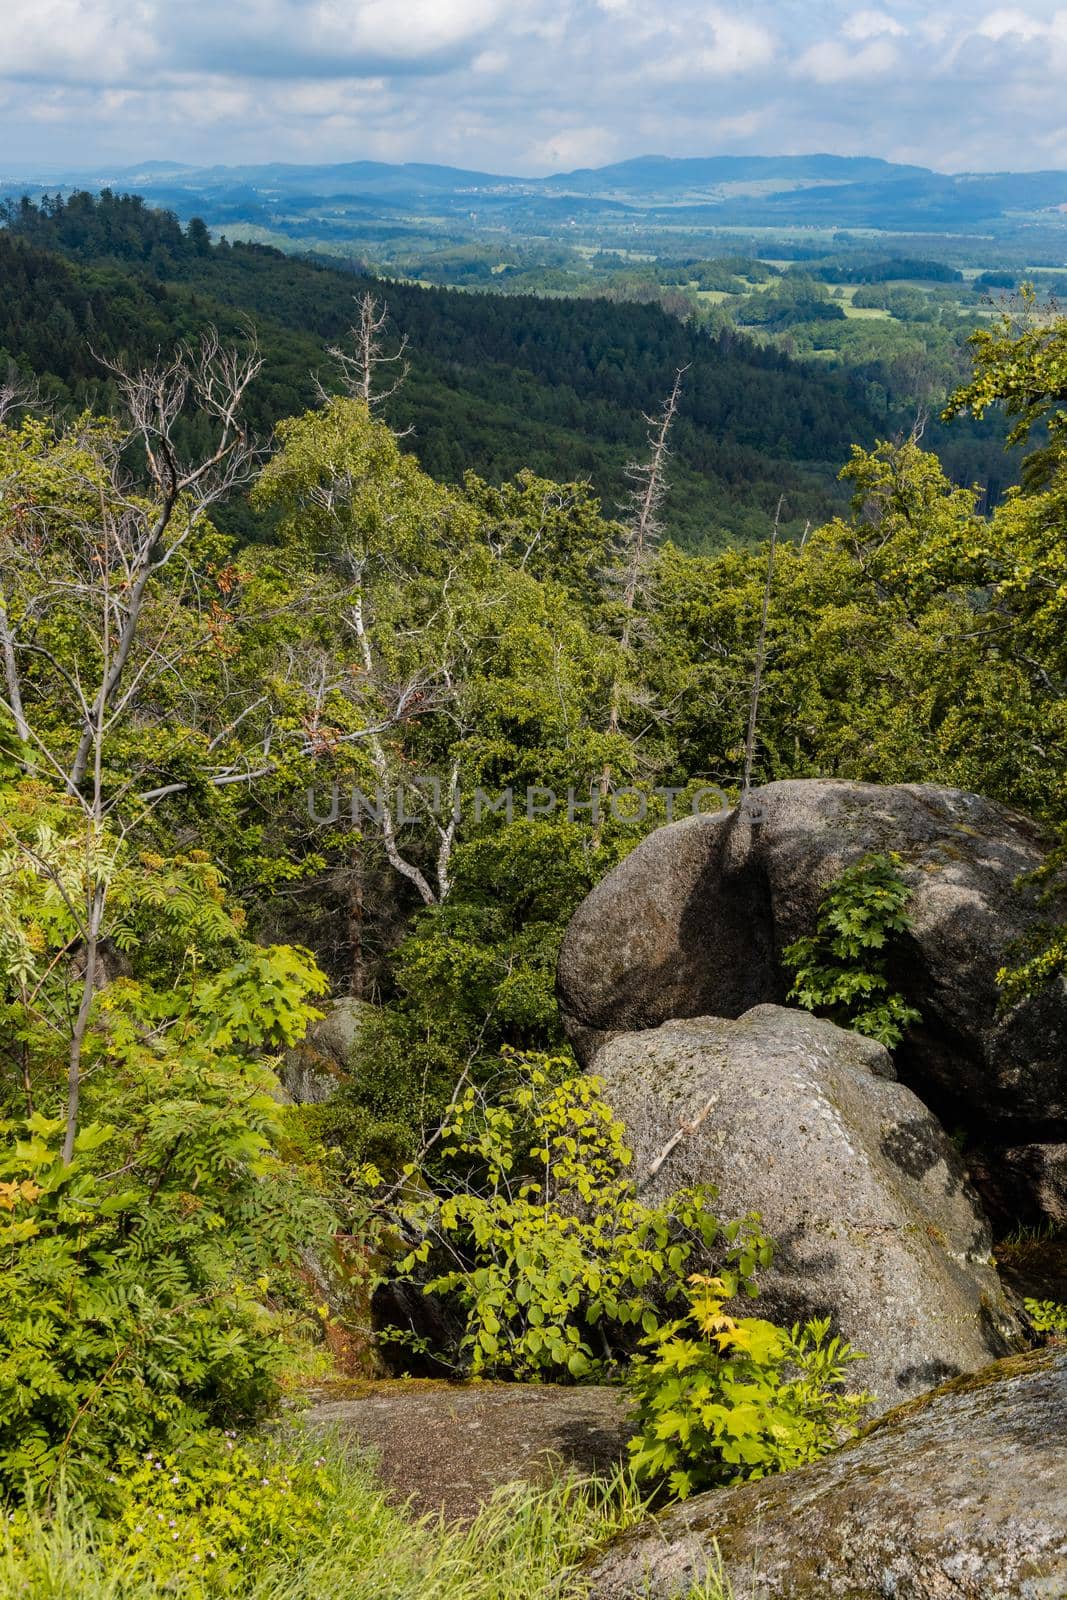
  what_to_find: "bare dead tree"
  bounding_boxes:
[274,446,471,916]
[0,333,269,1160]
[341,580,462,906]
[0,598,30,751]
[52,333,263,792]
[596,367,686,815]
[317,292,422,983]
[4,335,405,811]
[0,373,46,750]
[741,496,783,804]
[323,292,410,422]
[0,333,388,1155]
[2,324,451,1145]
[0,369,41,426]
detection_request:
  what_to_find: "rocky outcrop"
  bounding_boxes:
[297,1381,633,1522]
[279,996,368,1104]
[585,1347,1067,1600]
[557,780,1067,1216]
[590,1005,1023,1409]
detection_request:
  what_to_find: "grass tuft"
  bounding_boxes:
[0,1437,738,1600]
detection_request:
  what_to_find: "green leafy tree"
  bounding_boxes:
[944,290,1067,488]
[0,779,331,1497]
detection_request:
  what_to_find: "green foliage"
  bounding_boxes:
[0,784,332,1498]
[390,1056,772,1379]
[1023,1297,1067,1335]
[0,1436,657,1600]
[783,852,921,1047]
[0,205,1064,1570]
[996,834,1067,1003]
[0,192,884,551]
[104,1438,359,1588]
[945,292,1067,486]
[733,276,847,331]
[998,925,1067,1003]
[377,820,639,1080]
[0,1106,324,1500]
[627,1274,870,1498]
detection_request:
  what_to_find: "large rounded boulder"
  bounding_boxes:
[585,1347,1067,1600]
[590,1005,1023,1408]
[558,780,1066,1160]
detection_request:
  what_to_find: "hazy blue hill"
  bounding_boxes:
[10,154,1066,233]
[713,170,1067,227]
[112,160,512,197]
[549,153,931,190]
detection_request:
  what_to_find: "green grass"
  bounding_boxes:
[997,1221,1062,1252]
[0,1439,734,1600]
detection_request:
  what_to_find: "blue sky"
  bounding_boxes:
[2,0,1065,175]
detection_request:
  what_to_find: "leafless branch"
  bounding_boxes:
[0,370,41,425]
[597,367,686,819]
[741,495,783,802]
[320,293,411,428]
[638,1097,716,1191]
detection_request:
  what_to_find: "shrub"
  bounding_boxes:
[0,1097,328,1500]
[0,1436,662,1600]
[104,1438,353,1590]
[386,1054,773,1379]
[783,851,921,1047]
[627,1274,871,1499]
[0,785,333,1499]
[1024,1297,1067,1336]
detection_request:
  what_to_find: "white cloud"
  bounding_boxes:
[1,0,1067,173]
[471,49,509,74]
[526,126,620,169]
[342,0,507,61]
[3,0,157,83]
[793,37,899,83]
[974,8,1049,41]
[843,10,906,41]
[643,9,776,82]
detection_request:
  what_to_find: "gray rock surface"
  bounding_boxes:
[279,996,369,1104]
[591,1006,1023,1408]
[557,780,1067,1150]
[296,1381,633,1521]
[585,1347,1067,1600]
[974,1143,1067,1232]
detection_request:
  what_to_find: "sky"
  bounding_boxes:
[1,0,1066,177]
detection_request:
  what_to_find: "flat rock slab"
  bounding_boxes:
[585,1348,1067,1600]
[296,1381,634,1521]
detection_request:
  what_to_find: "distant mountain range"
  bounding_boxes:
[4,153,1067,233]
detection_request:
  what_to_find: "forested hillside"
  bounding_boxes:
[1,186,1064,1597]
[0,191,900,547]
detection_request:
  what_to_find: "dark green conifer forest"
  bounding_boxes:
[0,191,1014,549]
